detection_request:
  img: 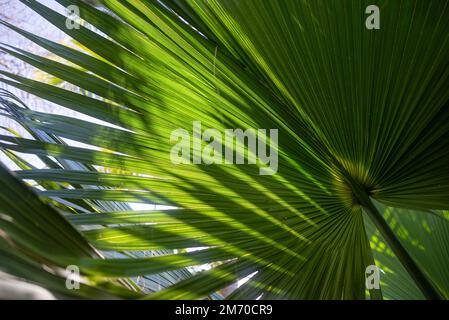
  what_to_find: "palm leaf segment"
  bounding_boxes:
[0,0,448,299]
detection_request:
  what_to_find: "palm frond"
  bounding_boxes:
[0,0,448,299]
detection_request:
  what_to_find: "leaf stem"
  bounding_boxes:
[346,176,442,300]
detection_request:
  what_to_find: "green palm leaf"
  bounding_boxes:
[0,0,448,299]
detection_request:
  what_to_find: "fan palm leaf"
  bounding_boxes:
[0,0,448,299]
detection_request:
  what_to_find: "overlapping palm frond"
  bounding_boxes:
[0,0,448,299]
